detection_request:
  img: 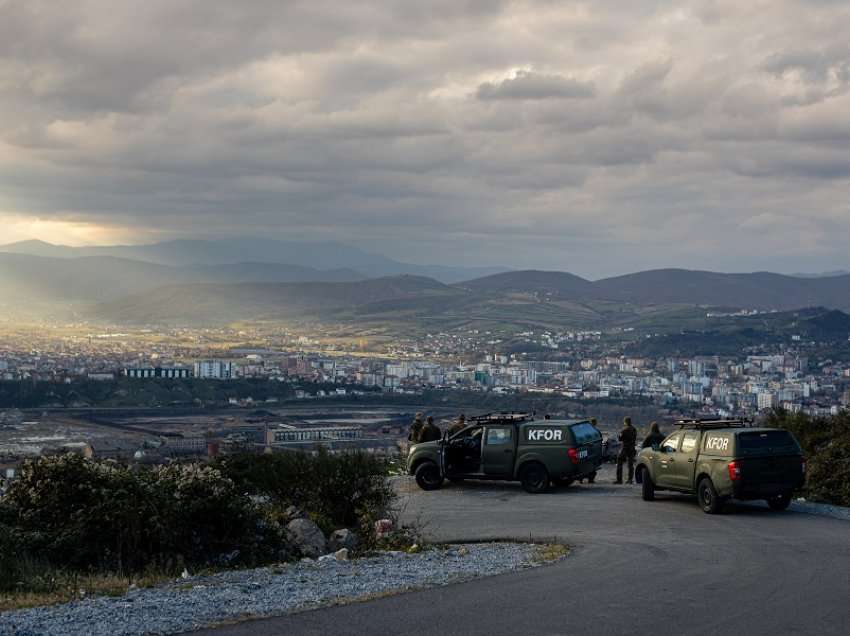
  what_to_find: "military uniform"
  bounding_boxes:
[447,415,466,437]
[616,418,637,484]
[419,418,442,443]
[408,413,425,442]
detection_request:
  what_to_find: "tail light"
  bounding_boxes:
[801,457,807,475]
[727,461,741,481]
[568,448,579,465]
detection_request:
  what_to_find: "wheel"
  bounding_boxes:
[767,492,792,511]
[587,471,597,484]
[697,477,724,514]
[520,463,550,494]
[641,469,655,501]
[414,462,443,491]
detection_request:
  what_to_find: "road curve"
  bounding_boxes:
[197,468,850,636]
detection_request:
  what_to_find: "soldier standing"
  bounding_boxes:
[642,421,665,449]
[616,417,637,484]
[408,412,425,443]
[447,413,466,436]
[419,416,442,443]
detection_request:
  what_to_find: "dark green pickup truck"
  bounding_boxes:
[635,419,806,514]
[407,412,604,493]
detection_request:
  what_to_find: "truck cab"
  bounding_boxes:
[635,419,805,514]
[408,412,603,493]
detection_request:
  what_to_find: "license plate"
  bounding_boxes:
[578,449,588,459]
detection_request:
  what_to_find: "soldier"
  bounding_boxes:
[642,421,665,449]
[447,413,467,436]
[419,416,442,443]
[615,416,637,484]
[408,412,425,443]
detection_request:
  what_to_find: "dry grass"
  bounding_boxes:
[532,543,570,563]
[0,571,173,613]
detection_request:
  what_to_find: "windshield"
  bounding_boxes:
[737,431,799,455]
[570,422,602,445]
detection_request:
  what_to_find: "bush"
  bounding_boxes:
[1,454,287,575]
[765,409,850,507]
[217,449,395,538]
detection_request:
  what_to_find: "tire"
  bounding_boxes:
[414,462,443,491]
[641,469,655,501]
[697,477,724,514]
[587,471,597,484]
[520,462,550,494]
[767,492,792,511]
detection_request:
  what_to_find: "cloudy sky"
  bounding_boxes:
[1,0,849,278]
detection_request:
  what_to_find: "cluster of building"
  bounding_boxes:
[1,325,849,418]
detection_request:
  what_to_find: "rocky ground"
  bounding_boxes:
[0,542,557,636]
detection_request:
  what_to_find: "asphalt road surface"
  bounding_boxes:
[198,467,850,636]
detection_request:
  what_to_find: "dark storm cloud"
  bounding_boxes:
[1,0,850,276]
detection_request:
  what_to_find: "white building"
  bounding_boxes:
[194,360,234,380]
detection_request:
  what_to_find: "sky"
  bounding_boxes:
[1,0,849,278]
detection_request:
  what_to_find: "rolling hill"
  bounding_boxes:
[92,275,465,324]
[0,239,507,283]
[0,252,364,305]
[462,269,850,312]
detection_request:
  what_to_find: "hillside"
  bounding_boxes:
[0,252,363,305]
[92,275,465,324]
[461,269,850,312]
[0,239,507,283]
[458,270,593,297]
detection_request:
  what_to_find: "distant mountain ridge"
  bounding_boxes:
[4,241,850,325]
[463,269,850,312]
[0,239,507,283]
[0,252,364,305]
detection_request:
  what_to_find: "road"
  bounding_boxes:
[198,466,850,636]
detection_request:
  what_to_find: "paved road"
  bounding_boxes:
[199,467,850,636]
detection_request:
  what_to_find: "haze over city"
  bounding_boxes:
[2,0,850,277]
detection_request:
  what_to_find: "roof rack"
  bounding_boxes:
[467,411,535,424]
[675,418,752,429]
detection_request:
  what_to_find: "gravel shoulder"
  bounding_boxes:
[0,543,560,636]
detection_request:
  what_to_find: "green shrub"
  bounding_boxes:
[217,449,395,536]
[1,454,287,575]
[766,409,850,507]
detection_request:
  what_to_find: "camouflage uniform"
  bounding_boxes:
[419,417,442,443]
[408,413,425,442]
[616,417,637,484]
[447,414,466,437]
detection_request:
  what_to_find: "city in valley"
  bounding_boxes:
[2,314,848,475]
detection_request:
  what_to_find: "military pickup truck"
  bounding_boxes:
[635,419,805,514]
[407,412,604,493]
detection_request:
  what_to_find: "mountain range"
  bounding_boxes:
[2,240,850,329]
[0,239,506,283]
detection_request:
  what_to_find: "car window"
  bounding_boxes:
[486,427,512,445]
[570,422,602,445]
[681,432,699,453]
[452,426,481,442]
[737,431,798,455]
[662,432,682,452]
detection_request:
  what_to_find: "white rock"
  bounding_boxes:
[334,548,349,561]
